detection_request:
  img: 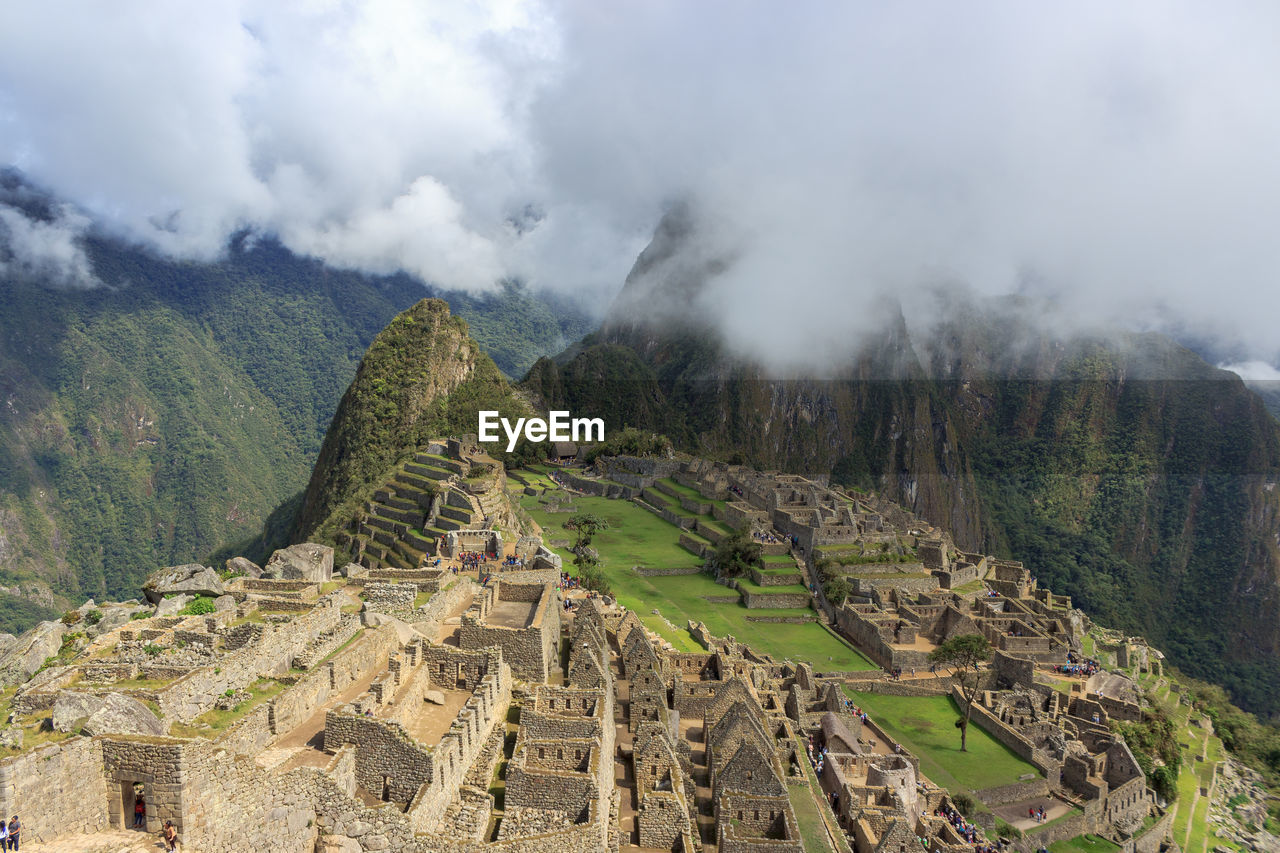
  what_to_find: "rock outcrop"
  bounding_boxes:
[83,693,167,737]
[142,564,226,604]
[0,620,67,685]
[263,543,334,582]
[225,556,264,578]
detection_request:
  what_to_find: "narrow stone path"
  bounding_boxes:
[26,829,165,852]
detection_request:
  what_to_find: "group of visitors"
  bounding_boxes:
[840,697,870,725]
[1054,651,1099,678]
[752,529,785,545]
[937,803,982,846]
[1027,805,1049,823]
[456,550,492,571]
[557,572,582,592]
[0,816,19,850]
[500,555,526,569]
[805,733,829,776]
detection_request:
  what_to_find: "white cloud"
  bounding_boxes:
[0,202,99,288]
[2,1,1280,367]
[1221,361,1280,382]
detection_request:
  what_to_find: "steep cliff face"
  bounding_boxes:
[523,211,1280,714]
[294,299,529,543]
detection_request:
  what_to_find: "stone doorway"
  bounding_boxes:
[113,778,155,833]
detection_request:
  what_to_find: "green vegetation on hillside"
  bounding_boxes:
[295,300,534,543]
[0,223,590,627]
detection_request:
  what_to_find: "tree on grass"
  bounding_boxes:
[929,633,992,751]
[566,513,611,594]
[565,513,609,552]
[706,531,762,579]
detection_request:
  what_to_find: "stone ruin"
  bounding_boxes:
[0,449,1176,853]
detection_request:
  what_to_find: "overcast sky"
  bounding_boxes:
[2,1,1279,371]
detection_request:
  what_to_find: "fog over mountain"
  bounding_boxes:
[3,1,1280,370]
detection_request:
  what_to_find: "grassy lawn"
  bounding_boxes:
[789,783,836,853]
[1049,835,1121,853]
[843,689,1040,791]
[523,492,703,568]
[790,738,839,853]
[521,488,875,669]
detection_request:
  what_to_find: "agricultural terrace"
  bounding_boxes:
[514,475,875,670]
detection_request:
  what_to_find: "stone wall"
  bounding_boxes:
[0,738,108,842]
[738,587,811,609]
[324,711,435,803]
[749,567,803,587]
[365,582,419,613]
[460,582,559,682]
[158,595,344,722]
[270,625,398,738]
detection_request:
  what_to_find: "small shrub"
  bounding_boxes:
[180,596,216,616]
[131,610,151,621]
[60,610,81,625]
[951,793,975,817]
[143,644,163,657]
[85,609,103,625]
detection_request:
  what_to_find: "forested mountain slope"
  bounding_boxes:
[0,191,590,618]
[522,212,1280,717]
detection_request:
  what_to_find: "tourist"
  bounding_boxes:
[5,816,17,851]
[161,820,178,851]
[133,794,146,828]
[0,820,8,847]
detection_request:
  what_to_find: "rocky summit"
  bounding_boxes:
[0,437,1266,853]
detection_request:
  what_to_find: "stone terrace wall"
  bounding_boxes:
[0,738,108,843]
[158,595,345,722]
[180,739,317,853]
[366,582,419,613]
[270,624,399,737]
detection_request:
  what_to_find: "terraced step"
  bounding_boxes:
[405,462,453,481]
[368,503,421,526]
[396,473,438,492]
[377,494,421,513]
[403,530,435,554]
[393,541,427,567]
[381,548,414,570]
[365,515,403,535]
[436,515,464,532]
[445,489,473,509]
[439,505,471,524]
[414,453,467,474]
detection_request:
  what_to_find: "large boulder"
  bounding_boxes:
[0,620,67,685]
[225,556,263,579]
[81,693,166,737]
[154,593,194,617]
[52,691,107,732]
[264,543,334,583]
[143,563,225,604]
